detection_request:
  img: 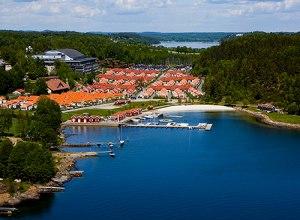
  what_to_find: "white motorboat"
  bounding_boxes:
[131,118,140,123]
[144,115,155,119]
[159,119,173,123]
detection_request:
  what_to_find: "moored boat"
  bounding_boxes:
[159,119,173,123]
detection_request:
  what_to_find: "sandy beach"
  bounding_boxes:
[156,105,235,113]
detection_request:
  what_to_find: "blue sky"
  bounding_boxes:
[0,0,299,32]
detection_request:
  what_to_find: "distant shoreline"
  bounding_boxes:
[156,104,235,113]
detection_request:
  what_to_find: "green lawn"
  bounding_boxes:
[246,106,262,112]
[8,118,19,136]
[268,112,300,124]
[62,101,167,121]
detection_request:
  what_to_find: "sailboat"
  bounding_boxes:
[119,126,125,146]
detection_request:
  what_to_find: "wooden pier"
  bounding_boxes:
[69,171,84,177]
[122,123,213,130]
[61,142,120,148]
[0,207,17,216]
[39,186,65,193]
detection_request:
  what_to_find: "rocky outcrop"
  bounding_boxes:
[0,152,97,206]
[236,107,300,130]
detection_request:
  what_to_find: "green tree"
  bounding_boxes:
[286,102,299,115]
[34,97,62,131]
[7,141,55,183]
[33,78,48,95]
[28,120,58,146]
[0,109,13,135]
[0,139,13,177]
[15,111,31,138]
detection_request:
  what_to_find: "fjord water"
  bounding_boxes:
[158,41,219,49]
[14,112,300,220]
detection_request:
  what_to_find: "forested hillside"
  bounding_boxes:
[0,31,197,95]
[140,32,235,42]
[0,31,195,66]
[193,33,300,114]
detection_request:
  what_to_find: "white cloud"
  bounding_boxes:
[0,0,299,32]
[71,4,105,17]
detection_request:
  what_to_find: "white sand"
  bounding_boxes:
[156,105,235,113]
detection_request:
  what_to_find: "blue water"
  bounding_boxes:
[157,41,219,49]
[9,112,300,220]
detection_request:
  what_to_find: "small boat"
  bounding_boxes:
[177,123,189,127]
[108,142,114,148]
[109,151,115,157]
[165,115,183,118]
[119,140,125,146]
[166,122,176,126]
[159,119,173,123]
[131,118,140,123]
[144,115,154,119]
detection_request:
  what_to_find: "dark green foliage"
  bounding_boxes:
[0,30,195,69]
[287,102,299,115]
[26,58,47,80]
[28,120,58,146]
[7,141,55,183]
[0,67,24,95]
[107,32,160,45]
[193,33,300,114]
[15,111,31,138]
[0,139,13,177]
[139,32,234,42]
[24,97,61,146]
[33,78,48,95]
[55,61,78,88]
[0,109,13,134]
[33,97,62,131]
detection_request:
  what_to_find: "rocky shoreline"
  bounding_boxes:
[236,107,300,130]
[0,152,97,207]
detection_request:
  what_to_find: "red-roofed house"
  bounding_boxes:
[46,79,70,94]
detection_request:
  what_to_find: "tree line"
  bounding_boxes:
[0,30,197,95]
[192,32,300,115]
[0,97,61,183]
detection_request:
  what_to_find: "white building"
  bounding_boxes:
[33,49,98,74]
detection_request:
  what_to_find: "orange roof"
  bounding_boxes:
[5,92,122,108]
[47,91,122,106]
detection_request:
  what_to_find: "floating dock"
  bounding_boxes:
[69,171,84,177]
[38,186,65,193]
[122,123,213,130]
[61,142,119,148]
[0,207,18,216]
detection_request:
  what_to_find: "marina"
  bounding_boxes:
[9,112,300,220]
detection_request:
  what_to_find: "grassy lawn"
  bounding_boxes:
[268,112,300,124]
[62,101,167,121]
[246,106,262,112]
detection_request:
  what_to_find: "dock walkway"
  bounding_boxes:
[122,123,213,130]
[61,142,119,148]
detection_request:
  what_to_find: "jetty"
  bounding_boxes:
[38,186,65,193]
[69,171,84,177]
[0,207,18,216]
[122,123,213,130]
[61,142,120,148]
